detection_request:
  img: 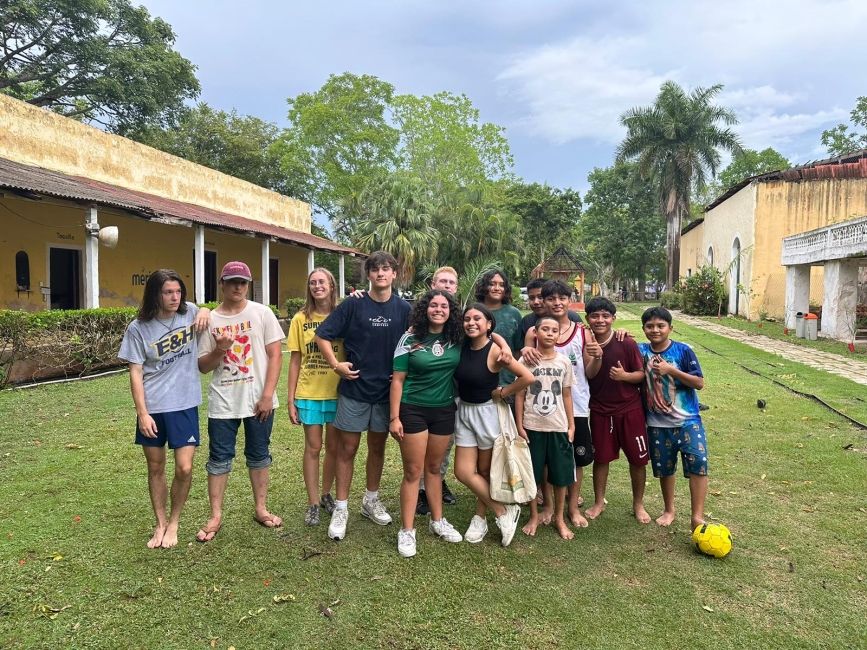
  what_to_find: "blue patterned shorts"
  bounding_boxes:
[648,420,708,478]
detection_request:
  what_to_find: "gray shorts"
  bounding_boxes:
[454,399,500,451]
[333,394,389,433]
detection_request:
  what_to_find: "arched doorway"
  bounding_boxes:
[729,237,741,315]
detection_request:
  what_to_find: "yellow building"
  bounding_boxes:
[680,150,867,322]
[0,94,359,311]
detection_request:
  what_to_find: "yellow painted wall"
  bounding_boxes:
[753,178,867,319]
[1,196,312,310]
[0,94,311,233]
[680,223,705,277]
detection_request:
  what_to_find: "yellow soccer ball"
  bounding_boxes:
[692,523,733,558]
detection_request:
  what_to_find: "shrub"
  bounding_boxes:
[285,297,305,318]
[0,308,137,387]
[681,266,727,316]
[660,291,682,310]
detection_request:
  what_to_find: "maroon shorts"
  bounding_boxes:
[589,408,649,466]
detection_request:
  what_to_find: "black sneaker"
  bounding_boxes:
[415,489,430,516]
[442,480,457,505]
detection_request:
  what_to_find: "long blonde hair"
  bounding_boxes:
[302,267,338,319]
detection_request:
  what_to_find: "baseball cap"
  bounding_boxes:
[220,261,252,281]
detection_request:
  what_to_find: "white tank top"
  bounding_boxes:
[555,323,590,417]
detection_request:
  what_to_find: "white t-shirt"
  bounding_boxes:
[198,301,284,418]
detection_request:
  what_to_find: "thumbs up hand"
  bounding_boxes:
[609,359,627,381]
[584,326,602,359]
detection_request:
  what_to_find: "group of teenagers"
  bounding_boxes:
[121,251,711,559]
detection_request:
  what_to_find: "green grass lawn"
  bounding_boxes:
[1,321,866,649]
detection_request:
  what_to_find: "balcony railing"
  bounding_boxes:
[781,215,867,265]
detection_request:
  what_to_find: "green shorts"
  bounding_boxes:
[526,429,576,487]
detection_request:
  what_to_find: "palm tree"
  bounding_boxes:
[616,81,742,289]
[353,173,438,286]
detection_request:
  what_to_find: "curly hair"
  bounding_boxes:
[409,290,463,346]
[474,268,512,304]
[138,269,188,321]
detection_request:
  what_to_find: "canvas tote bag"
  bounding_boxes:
[489,400,537,504]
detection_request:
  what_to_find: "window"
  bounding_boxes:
[707,246,714,266]
[15,251,30,290]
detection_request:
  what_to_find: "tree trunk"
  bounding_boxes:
[665,206,682,290]
[638,267,646,301]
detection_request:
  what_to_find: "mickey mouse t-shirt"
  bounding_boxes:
[520,354,573,433]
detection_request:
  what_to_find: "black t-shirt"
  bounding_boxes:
[519,310,583,341]
[316,293,411,403]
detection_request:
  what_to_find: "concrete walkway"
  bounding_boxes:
[628,309,867,386]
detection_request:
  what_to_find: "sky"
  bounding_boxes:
[139,0,867,195]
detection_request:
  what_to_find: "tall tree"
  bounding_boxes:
[353,173,438,286]
[581,163,665,296]
[0,0,199,133]
[716,147,791,192]
[131,103,294,194]
[273,73,400,239]
[821,96,867,156]
[617,81,742,289]
[392,91,513,194]
[501,182,581,267]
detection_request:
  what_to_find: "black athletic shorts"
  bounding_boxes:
[399,402,457,435]
[572,416,594,467]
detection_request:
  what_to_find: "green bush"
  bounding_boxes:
[0,308,137,387]
[285,297,305,318]
[681,266,727,316]
[660,291,682,310]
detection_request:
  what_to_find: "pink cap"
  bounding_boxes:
[220,261,252,281]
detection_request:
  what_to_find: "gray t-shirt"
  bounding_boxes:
[118,302,202,414]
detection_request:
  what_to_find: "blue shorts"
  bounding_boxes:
[648,420,708,478]
[135,406,199,449]
[296,398,337,426]
[206,414,274,475]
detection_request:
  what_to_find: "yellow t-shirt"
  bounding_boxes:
[287,311,345,400]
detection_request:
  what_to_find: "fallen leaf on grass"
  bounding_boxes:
[262,579,271,587]
[371,575,383,581]
[73,516,81,523]
[272,594,295,604]
[319,605,334,618]
[788,562,795,573]
[710,491,722,496]
[702,605,714,612]
[65,444,82,450]
[760,474,766,480]
[802,506,815,513]
[795,443,804,448]
[34,604,71,619]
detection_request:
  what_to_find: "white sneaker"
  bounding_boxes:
[361,496,393,525]
[397,528,417,557]
[464,515,488,544]
[496,504,520,547]
[328,508,348,540]
[429,517,463,543]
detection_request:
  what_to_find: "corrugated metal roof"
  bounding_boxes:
[0,156,360,256]
[704,149,867,212]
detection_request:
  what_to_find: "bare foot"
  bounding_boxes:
[539,508,553,526]
[196,516,222,543]
[633,505,652,524]
[160,522,179,548]
[569,510,589,528]
[691,516,706,532]
[585,502,605,519]
[522,515,540,536]
[147,524,166,549]
[655,511,676,527]
[254,511,283,528]
[554,518,574,540]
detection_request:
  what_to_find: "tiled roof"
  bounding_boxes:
[0,156,360,255]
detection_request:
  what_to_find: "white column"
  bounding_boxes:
[821,259,859,339]
[338,254,345,299]
[84,206,100,308]
[194,225,205,304]
[307,249,315,274]
[784,264,810,329]
[260,239,270,305]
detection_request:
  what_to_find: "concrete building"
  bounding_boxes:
[680,150,867,340]
[0,94,358,312]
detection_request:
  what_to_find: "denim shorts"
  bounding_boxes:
[206,414,274,475]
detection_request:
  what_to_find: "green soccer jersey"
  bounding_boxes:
[393,332,460,407]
